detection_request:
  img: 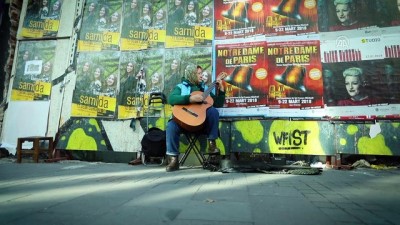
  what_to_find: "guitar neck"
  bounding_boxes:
[202,82,217,100]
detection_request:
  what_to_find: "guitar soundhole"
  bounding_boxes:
[182,107,198,117]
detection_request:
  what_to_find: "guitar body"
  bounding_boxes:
[172,91,214,131]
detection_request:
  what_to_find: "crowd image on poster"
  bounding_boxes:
[21,0,62,38]
[267,37,323,109]
[78,0,123,51]
[214,0,265,40]
[11,40,56,101]
[215,40,268,108]
[71,51,120,118]
[265,0,318,36]
[323,59,400,107]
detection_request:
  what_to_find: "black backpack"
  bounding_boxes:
[141,127,166,158]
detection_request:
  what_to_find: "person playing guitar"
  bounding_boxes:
[166,64,226,172]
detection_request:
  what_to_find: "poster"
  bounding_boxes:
[163,47,212,98]
[214,0,265,40]
[20,0,62,38]
[118,49,166,119]
[194,1,214,46]
[322,59,400,108]
[147,1,168,49]
[117,51,145,119]
[215,40,268,108]
[78,0,123,51]
[320,29,384,63]
[120,0,166,50]
[11,40,56,101]
[267,37,323,109]
[382,26,400,59]
[165,0,195,48]
[264,0,318,36]
[319,0,400,32]
[71,51,120,118]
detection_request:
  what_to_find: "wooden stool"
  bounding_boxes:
[16,136,54,163]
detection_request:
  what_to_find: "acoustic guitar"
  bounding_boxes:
[172,72,227,131]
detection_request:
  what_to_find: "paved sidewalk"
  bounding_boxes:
[0,158,400,225]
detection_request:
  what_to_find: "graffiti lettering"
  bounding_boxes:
[273,129,310,146]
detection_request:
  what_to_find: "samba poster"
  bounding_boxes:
[215,40,268,108]
[264,0,318,36]
[214,0,265,40]
[164,47,212,98]
[11,40,56,101]
[323,59,400,119]
[78,0,122,52]
[71,51,120,118]
[20,0,62,38]
[267,37,323,109]
[320,29,384,63]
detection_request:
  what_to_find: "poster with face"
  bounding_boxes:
[147,1,168,48]
[318,0,372,32]
[78,0,123,51]
[71,51,120,118]
[11,40,56,101]
[163,46,212,97]
[20,0,62,38]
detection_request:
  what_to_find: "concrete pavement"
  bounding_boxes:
[1,158,400,225]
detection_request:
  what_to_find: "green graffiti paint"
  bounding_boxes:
[347,125,358,135]
[340,138,347,146]
[234,121,263,144]
[67,128,97,150]
[358,134,392,155]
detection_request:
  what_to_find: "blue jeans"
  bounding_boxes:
[166,107,219,156]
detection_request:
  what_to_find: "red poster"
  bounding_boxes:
[264,0,318,36]
[214,0,265,40]
[267,39,323,109]
[216,40,268,108]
